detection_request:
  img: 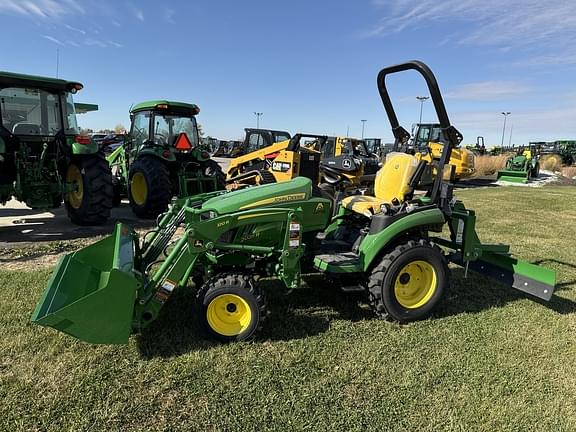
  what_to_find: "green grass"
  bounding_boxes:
[1,186,575,431]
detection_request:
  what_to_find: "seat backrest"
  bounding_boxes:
[12,123,41,135]
[374,152,419,203]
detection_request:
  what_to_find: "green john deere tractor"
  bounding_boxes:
[106,100,225,218]
[0,71,112,224]
[32,61,557,344]
[497,145,540,183]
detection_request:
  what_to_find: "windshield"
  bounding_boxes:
[64,93,79,134]
[0,87,65,136]
[415,125,443,149]
[342,139,370,157]
[153,113,199,147]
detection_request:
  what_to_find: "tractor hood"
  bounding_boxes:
[202,177,312,215]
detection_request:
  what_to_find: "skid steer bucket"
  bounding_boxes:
[31,223,139,344]
[496,169,529,183]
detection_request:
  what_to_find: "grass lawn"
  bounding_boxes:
[1,186,575,431]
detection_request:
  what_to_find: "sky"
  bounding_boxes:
[0,0,575,146]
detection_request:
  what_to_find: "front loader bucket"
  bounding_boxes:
[497,169,529,183]
[32,224,139,344]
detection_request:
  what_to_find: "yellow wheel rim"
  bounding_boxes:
[130,172,148,206]
[66,164,83,210]
[206,294,252,336]
[394,260,437,309]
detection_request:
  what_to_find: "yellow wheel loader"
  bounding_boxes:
[407,123,475,180]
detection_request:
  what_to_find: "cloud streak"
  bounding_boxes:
[42,35,64,45]
[0,0,84,18]
[364,0,576,63]
[445,81,531,101]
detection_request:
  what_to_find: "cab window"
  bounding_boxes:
[131,112,150,146]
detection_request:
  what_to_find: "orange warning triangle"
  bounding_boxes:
[175,133,192,151]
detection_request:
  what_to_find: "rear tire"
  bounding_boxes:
[112,177,122,207]
[196,274,266,342]
[531,163,540,179]
[367,239,448,323]
[65,153,113,225]
[128,156,172,219]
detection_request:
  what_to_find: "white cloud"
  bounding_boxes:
[84,38,107,48]
[135,10,144,21]
[0,0,84,18]
[107,40,123,48]
[165,8,175,24]
[64,23,85,35]
[364,0,576,63]
[42,35,64,45]
[445,81,531,101]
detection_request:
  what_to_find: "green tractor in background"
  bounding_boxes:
[107,101,225,218]
[0,71,112,225]
[497,145,540,183]
[32,61,557,345]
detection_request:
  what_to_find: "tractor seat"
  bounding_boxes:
[341,153,419,217]
[12,123,41,135]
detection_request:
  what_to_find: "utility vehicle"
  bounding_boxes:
[32,61,556,344]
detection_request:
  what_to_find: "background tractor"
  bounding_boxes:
[107,100,225,218]
[32,61,556,345]
[0,71,112,225]
[403,123,476,181]
[213,128,291,158]
[497,145,540,183]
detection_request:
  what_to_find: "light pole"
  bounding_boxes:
[416,96,429,124]
[361,119,367,139]
[254,112,263,129]
[501,111,511,147]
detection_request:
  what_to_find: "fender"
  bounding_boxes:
[70,137,99,155]
[135,147,176,162]
[359,207,445,271]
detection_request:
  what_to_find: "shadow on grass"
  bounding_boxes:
[136,278,372,359]
[137,266,575,358]
[436,267,576,319]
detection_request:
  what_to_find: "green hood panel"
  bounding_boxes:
[203,177,313,214]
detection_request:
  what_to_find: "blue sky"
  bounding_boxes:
[0,0,575,146]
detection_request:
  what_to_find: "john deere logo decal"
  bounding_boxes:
[314,202,325,213]
[342,159,352,169]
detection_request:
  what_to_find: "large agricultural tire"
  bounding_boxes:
[65,153,113,225]
[367,239,448,323]
[128,156,172,219]
[196,273,266,342]
[531,163,540,179]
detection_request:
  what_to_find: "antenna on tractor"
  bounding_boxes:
[56,48,60,78]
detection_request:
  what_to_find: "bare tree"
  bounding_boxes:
[114,124,126,134]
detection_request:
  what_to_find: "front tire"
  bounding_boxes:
[367,239,448,323]
[128,156,172,219]
[65,153,113,225]
[196,274,266,342]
